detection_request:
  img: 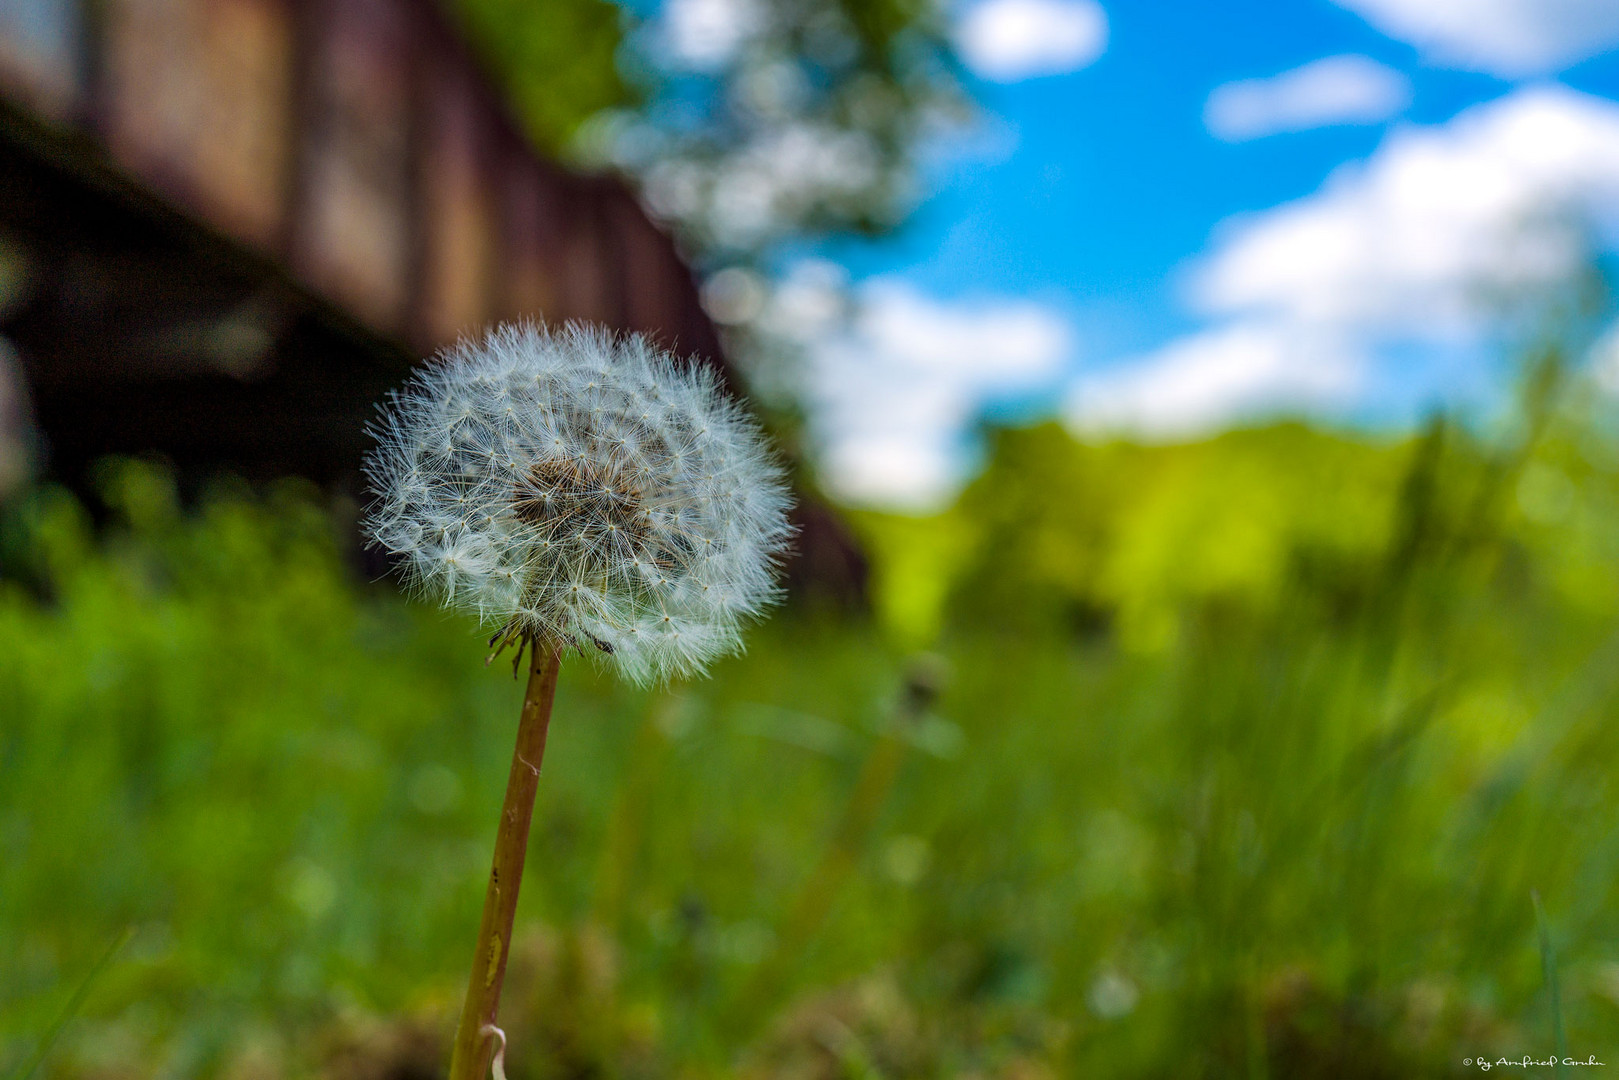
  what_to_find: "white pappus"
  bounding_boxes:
[363,322,794,683]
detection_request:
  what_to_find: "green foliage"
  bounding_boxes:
[950,422,1415,644]
[452,0,642,154]
[856,415,1619,654]
[5,410,1619,1076]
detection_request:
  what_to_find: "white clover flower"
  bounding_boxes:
[363,322,793,683]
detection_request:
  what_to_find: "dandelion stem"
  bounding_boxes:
[449,638,562,1080]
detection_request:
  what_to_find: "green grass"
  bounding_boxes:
[3,433,1619,1077]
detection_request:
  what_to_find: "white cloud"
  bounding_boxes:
[1195,86,1619,341]
[1069,86,1619,441]
[1332,0,1619,77]
[955,0,1107,82]
[762,265,1073,508]
[659,0,762,71]
[1204,56,1411,142]
[1067,324,1362,438]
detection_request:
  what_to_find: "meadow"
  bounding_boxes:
[4,382,1619,1077]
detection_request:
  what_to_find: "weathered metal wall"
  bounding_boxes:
[0,0,720,358]
[0,0,868,602]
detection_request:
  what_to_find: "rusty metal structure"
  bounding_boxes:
[0,0,867,602]
[0,0,724,486]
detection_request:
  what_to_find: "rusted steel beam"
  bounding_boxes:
[0,0,867,603]
[0,0,720,362]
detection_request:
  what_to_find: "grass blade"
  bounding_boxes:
[6,926,133,1080]
[1532,891,1568,1071]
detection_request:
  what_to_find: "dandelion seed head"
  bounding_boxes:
[364,322,793,683]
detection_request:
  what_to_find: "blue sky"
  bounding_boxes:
[837,0,1619,337]
[830,5,1525,344]
[655,0,1619,506]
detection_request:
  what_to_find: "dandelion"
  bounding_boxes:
[366,322,792,684]
[362,322,792,1079]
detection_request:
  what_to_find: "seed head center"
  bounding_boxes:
[512,459,654,558]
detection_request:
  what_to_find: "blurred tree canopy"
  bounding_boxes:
[452,0,965,257]
[609,0,964,256]
[855,363,1619,651]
